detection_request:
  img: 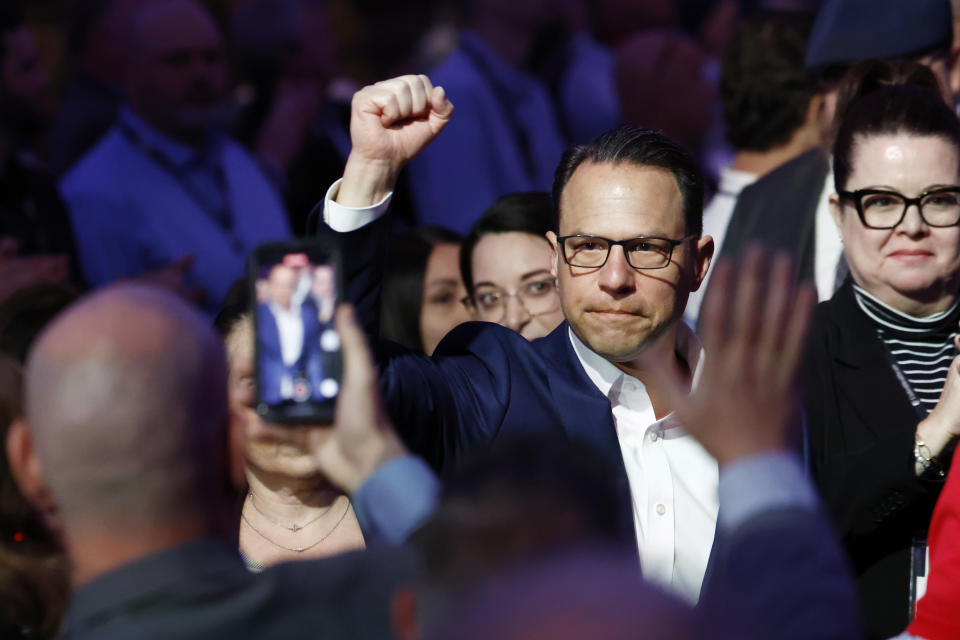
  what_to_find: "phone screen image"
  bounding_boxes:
[252,243,341,423]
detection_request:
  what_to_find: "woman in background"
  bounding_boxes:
[215,307,365,571]
[804,60,960,639]
[381,226,471,355]
[459,193,563,340]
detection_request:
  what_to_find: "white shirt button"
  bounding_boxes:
[649,430,659,442]
[624,381,637,392]
[656,503,666,516]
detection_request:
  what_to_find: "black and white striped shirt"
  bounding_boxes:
[853,285,960,414]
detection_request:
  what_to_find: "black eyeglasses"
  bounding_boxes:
[557,234,696,270]
[838,187,960,229]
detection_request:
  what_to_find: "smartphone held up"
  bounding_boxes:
[250,240,342,424]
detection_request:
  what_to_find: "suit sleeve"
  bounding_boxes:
[700,506,861,640]
[320,194,509,471]
[699,454,860,640]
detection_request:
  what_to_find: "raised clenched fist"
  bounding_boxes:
[338,75,454,207]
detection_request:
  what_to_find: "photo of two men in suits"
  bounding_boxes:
[256,257,339,406]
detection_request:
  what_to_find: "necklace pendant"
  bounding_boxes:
[290,524,301,532]
[295,547,304,552]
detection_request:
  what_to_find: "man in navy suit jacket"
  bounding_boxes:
[320,71,862,632]
[257,264,323,404]
[323,75,724,601]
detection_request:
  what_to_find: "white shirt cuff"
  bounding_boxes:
[718,451,818,533]
[322,178,393,232]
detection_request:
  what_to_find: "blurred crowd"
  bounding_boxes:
[5,0,960,638]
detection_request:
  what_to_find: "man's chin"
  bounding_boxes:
[576,328,652,362]
[573,315,672,362]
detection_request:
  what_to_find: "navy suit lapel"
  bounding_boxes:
[535,323,635,545]
[536,323,618,457]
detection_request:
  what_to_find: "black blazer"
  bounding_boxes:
[804,281,949,639]
[719,148,829,282]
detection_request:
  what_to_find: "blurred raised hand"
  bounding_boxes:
[664,248,816,467]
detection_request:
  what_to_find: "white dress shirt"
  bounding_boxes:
[813,165,844,300]
[570,323,719,603]
[269,302,305,366]
[269,301,304,399]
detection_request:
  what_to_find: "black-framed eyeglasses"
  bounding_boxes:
[838,187,960,229]
[557,234,697,270]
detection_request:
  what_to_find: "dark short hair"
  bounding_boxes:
[720,9,816,152]
[380,226,461,352]
[459,192,556,297]
[832,59,960,192]
[552,126,704,236]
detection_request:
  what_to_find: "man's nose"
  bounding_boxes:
[597,245,636,294]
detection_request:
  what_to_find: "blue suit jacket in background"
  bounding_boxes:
[256,303,323,405]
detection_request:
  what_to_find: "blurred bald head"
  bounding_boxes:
[24,284,229,527]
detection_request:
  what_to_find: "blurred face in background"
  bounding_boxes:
[126,1,229,141]
[0,25,56,137]
[420,243,470,355]
[267,265,297,310]
[469,231,563,340]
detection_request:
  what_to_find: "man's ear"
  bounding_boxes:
[390,585,421,640]
[227,408,247,490]
[6,418,56,514]
[691,235,715,292]
[546,231,559,279]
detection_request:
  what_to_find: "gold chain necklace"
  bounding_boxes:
[241,499,350,553]
[247,491,333,532]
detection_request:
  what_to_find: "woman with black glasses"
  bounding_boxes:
[805,60,960,639]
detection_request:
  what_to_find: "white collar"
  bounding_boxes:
[268,301,300,318]
[716,166,757,198]
[568,322,704,421]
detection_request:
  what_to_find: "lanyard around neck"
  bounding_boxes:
[118,121,243,253]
